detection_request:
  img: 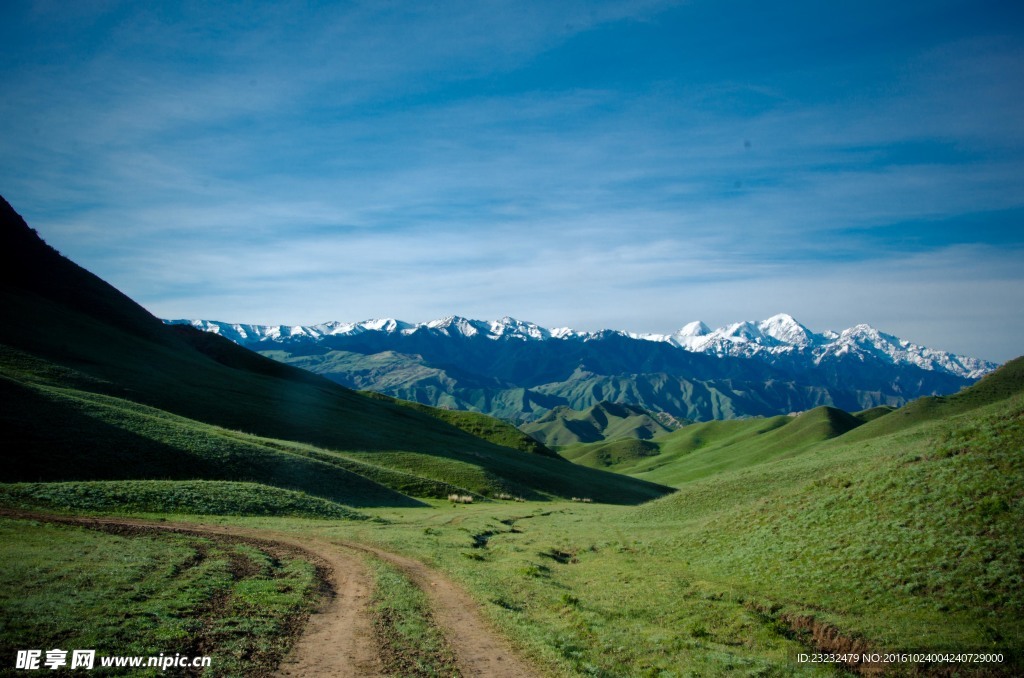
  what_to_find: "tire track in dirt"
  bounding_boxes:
[1,510,538,677]
[342,540,537,678]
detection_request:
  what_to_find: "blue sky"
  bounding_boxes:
[1,0,1022,361]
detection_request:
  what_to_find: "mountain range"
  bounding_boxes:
[167,314,998,424]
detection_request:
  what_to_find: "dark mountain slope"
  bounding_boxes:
[0,196,538,455]
[0,196,672,504]
[0,354,421,508]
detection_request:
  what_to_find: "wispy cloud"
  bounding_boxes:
[2,0,1022,361]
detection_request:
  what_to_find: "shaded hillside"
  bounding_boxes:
[361,391,559,458]
[0,196,672,505]
[559,438,662,469]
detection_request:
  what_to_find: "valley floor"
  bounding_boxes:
[3,485,1021,677]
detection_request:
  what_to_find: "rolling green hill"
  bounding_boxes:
[520,400,680,447]
[0,480,367,519]
[0,196,672,506]
[853,404,896,423]
[536,358,1024,670]
[361,390,560,458]
[564,404,864,486]
[558,437,663,469]
[567,359,1024,491]
[839,356,1024,442]
[629,358,1024,661]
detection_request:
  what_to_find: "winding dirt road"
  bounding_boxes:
[1,510,537,677]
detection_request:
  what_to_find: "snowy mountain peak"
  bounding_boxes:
[757,313,815,347]
[425,315,487,337]
[678,320,711,337]
[550,326,581,339]
[425,315,459,329]
[361,318,410,333]
[843,323,878,336]
[722,321,767,343]
[490,316,551,341]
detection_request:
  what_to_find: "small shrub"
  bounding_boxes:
[520,563,550,578]
[541,548,579,564]
[491,597,523,612]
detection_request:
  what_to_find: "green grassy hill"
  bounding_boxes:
[521,400,679,447]
[362,391,560,458]
[839,356,1024,442]
[508,358,1024,671]
[566,359,1024,492]
[853,404,895,423]
[0,480,366,519]
[630,358,1024,662]
[559,437,663,469]
[564,404,864,486]
[0,197,671,506]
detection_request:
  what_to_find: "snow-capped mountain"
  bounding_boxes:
[650,313,993,380]
[168,313,996,381]
[165,313,998,423]
[173,315,555,344]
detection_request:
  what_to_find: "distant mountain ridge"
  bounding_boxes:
[167,314,997,423]
[171,313,995,380]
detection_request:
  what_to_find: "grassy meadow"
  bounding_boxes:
[306,389,1022,675]
[3,375,1020,675]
